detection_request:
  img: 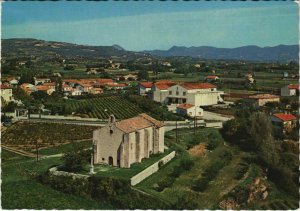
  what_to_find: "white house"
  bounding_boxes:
[271,113,297,134]
[1,84,14,102]
[154,82,224,107]
[176,104,203,117]
[93,114,164,168]
[280,84,299,97]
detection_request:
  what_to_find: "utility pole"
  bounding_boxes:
[90,140,95,174]
[175,117,178,142]
[36,138,41,162]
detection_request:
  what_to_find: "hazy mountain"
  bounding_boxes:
[143,45,299,62]
[2,38,145,59]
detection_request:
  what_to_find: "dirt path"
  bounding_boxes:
[2,145,43,158]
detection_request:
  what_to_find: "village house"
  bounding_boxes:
[116,73,138,81]
[271,113,297,134]
[20,83,37,95]
[205,75,220,82]
[105,83,127,90]
[34,77,51,85]
[152,80,177,103]
[153,82,224,107]
[36,85,55,95]
[176,104,203,117]
[1,84,14,102]
[280,84,299,97]
[139,82,153,95]
[93,114,164,168]
[90,87,103,94]
[245,94,280,107]
[6,77,19,87]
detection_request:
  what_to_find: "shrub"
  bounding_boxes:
[207,138,220,150]
[179,156,194,171]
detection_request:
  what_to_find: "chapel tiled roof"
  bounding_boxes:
[115,113,163,133]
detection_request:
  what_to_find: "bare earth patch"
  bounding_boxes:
[188,143,207,157]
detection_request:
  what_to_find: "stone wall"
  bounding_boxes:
[130,151,175,186]
[49,167,90,180]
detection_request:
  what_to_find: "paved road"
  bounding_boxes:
[202,111,234,122]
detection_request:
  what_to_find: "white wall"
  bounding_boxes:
[130,151,175,186]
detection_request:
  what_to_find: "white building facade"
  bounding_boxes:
[153,83,223,107]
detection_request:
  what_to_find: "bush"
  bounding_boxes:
[207,138,220,150]
[156,178,174,192]
[179,156,194,171]
[192,176,210,192]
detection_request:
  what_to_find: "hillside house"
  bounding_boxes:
[93,114,164,168]
[280,84,299,97]
[176,104,203,117]
[105,83,127,90]
[245,94,280,107]
[271,113,297,134]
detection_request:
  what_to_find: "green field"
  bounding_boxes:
[65,96,144,119]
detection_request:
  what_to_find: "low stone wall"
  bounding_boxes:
[131,151,176,186]
[49,167,90,180]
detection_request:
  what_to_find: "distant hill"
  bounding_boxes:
[2,38,145,59]
[143,45,299,62]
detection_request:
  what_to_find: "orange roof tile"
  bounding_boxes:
[273,113,297,122]
[206,75,219,79]
[115,113,163,133]
[1,84,12,89]
[139,82,153,88]
[181,83,216,90]
[177,103,194,109]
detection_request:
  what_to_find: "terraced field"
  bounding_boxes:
[66,96,144,119]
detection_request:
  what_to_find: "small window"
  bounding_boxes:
[176,91,179,95]
[169,91,172,95]
[110,129,113,134]
[183,92,186,96]
[102,158,105,161]
[131,144,133,149]
[211,89,214,91]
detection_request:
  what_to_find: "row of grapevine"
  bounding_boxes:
[66,96,144,120]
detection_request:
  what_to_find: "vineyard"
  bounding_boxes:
[65,96,144,120]
[2,122,95,152]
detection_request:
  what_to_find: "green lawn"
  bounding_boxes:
[1,150,113,209]
[84,149,173,179]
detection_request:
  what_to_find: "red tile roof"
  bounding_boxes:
[177,103,194,109]
[115,113,163,133]
[1,84,12,89]
[181,83,216,90]
[154,80,176,90]
[287,84,299,90]
[273,113,297,122]
[139,82,153,88]
[206,75,219,79]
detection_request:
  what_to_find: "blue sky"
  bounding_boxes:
[2,1,299,51]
